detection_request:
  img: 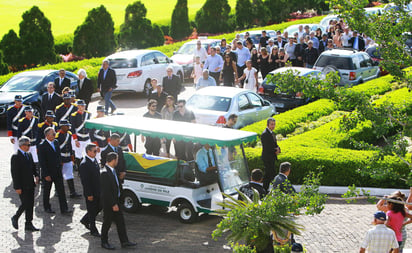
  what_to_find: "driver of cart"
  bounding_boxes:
[195,144,218,184]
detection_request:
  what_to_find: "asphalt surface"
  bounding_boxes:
[1,84,412,252]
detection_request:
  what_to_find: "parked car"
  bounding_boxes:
[319,14,340,28]
[186,86,275,129]
[283,24,325,37]
[364,7,384,16]
[106,50,183,96]
[0,70,78,119]
[238,30,277,46]
[170,39,221,79]
[258,67,322,112]
[313,49,380,86]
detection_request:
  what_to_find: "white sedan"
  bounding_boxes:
[105,50,184,96]
[186,86,275,129]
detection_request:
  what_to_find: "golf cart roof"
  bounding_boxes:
[85,116,257,147]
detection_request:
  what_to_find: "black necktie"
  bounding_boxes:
[207,150,213,167]
[24,152,29,160]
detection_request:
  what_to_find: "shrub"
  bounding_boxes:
[54,34,73,55]
[241,99,336,136]
[0,29,23,69]
[195,0,232,34]
[73,5,116,58]
[170,0,191,40]
[0,50,9,75]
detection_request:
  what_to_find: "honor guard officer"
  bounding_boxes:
[69,90,78,104]
[90,106,110,162]
[70,100,91,167]
[38,110,58,142]
[7,95,26,152]
[55,93,78,124]
[56,119,81,198]
[115,132,133,152]
[17,106,39,164]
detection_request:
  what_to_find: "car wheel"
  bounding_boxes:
[32,104,43,119]
[122,190,141,213]
[177,202,197,224]
[143,80,151,98]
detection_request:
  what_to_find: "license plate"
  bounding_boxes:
[116,75,125,80]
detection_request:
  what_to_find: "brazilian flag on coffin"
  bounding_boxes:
[123,153,177,179]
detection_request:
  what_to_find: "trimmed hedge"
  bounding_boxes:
[242,99,337,137]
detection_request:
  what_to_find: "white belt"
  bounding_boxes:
[30,138,37,142]
[76,133,89,138]
[12,125,18,130]
[61,153,71,157]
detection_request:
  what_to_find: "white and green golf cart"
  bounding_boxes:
[85,116,257,223]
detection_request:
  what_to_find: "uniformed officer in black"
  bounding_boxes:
[38,110,58,142]
[55,93,78,124]
[79,143,102,237]
[117,132,133,152]
[90,106,110,162]
[11,136,40,231]
[7,95,26,153]
[70,100,91,167]
[17,106,40,164]
[56,119,81,198]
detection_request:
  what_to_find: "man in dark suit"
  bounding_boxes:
[261,118,281,191]
[77,69,94,109]
[11,136,40,231]
[271,162,296,194]
[38,127,72,214]
[348,31,365,51]
[100,152,136,250]
[97,60,117,115]
[54,69,71,95]
[274,35,286,49]
[239,169,266,200]
[162,67,181,102]
[79,143,102,237]
[41,82,62,116]
[101,133,126,183]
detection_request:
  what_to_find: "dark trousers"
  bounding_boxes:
[174,141,194,161]
[42,176,68,212]
[81,197,101,232]
[101,208,128,244]
[209,72,221,85]
[237,65,246,87]
[145,137,161,156]
[15,188,35,222]
[262,159,276,191]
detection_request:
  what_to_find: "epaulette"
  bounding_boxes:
[52,122,58,126]
[7,105,14,111]
[55,132,60,138]
[38,122,45,128]
[55,103,65,110]
[71,103,78,107]
[33,116,38,119]
[68,131,72,135]
[18,117,25,122]
[71,111,78,117]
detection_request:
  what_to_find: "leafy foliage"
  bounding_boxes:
[118,1,164,49]
[73,5,116,58]
[235,0,271,28]
[195,0,232,33]
[212,172,326,252]
[170,0,191,40]
[0,29,23,69]
[54,34,74,55]
[0,50,9,75]
[19,6,57,66]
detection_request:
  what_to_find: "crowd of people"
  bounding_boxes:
[192,19,375,92]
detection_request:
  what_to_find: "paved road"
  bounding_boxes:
[1,86,412,252]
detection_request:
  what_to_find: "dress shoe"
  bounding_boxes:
[11,216,18,229]
[69,192,82,198]
[101,242,115,250]
[80,219,90,230]
[61,209,73,215]
[121,241,137,248]
[25,223,40,232]
[44,208,55,214]
[90,230,101,237]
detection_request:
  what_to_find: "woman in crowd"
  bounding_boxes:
[220,38,227,54]
[269,46,279,71]
[315,28,323,41]
[251,48,259,73]
[284,37,297,66]
[246,38,255,52]
[220,53,238,87]
[160,95,176,158]
[239,60,258,92]
[333,29,343,48]
[258,48,271,80]
[276,48,289,68]
[326,39,335,50]
[328,26,335,39]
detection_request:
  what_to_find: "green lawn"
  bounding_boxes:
[0,0,236,38]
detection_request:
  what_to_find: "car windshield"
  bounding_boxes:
[177,43,208,55]
[1,75,43,91]
[109,58,138,69]
[316,55,355,70]
[214,144,249,195]
[187,94,231,112]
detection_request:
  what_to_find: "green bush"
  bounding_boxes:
[54,34,73,55]
[241,99,336,136]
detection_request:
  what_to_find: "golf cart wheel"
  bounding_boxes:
[177,202,197,223]
[122,191,140,213]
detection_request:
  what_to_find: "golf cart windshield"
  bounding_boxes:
[214,145,249,195]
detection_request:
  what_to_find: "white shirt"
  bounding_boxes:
[243,67,257,91]
[360,224,399,253]
[341,32,352,47]
[194,47,208,62]
[85,154,96,163]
